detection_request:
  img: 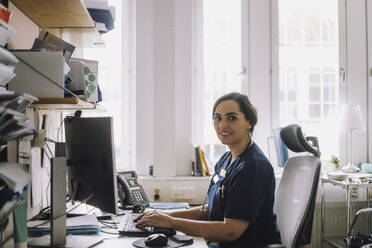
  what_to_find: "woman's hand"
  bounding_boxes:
[135,210,174,229]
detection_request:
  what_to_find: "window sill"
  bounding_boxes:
[139,176,212,181]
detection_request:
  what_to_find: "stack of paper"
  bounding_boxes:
[0,163,29,227]
[0,89,37,144]
[0,163,29,194]
[0,47,18,87]
[28,214,101,237]
[0,19,15,47]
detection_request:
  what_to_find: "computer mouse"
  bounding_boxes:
[144,233,168,247]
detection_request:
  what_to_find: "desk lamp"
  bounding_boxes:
[340,104,365,173]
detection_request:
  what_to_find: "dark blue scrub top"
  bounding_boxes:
[207,143,281,248]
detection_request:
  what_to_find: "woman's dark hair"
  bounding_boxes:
[212,92,258,133]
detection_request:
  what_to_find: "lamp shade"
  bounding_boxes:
[340,104,365,131]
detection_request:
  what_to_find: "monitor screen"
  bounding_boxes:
[64,116,118,214]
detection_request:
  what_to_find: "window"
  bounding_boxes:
[81,0,129,171]
[275,0,339,160]
[195,0,246,164]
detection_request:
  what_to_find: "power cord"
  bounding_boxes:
[30,193,93,229]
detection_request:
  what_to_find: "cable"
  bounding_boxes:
[84,206,95,215]
[44,141,54,158]
[100,229,119,235]
[56,118,65,142]
[30,193,93,229]
[99,221,117,229]
[28,194,73,222]
[56,111,80,142]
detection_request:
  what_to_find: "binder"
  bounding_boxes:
[197,146,205,175]
[194,146,202,176]
[200,149,210,176]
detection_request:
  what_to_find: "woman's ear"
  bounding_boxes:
[246,121,252,131]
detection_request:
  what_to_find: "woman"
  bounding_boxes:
[135,92,281,247]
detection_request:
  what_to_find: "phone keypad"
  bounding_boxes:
[132,189,144,204]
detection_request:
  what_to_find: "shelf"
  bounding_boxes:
[322,173,372,188]
[140,176,212,181]
[30,99,96,110]
[10,0,95,28]
[9,0,104,48]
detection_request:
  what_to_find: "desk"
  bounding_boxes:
[28,231,208,248]
[28,211,208,248]
[94,213,208,248]
[93,233,208,248]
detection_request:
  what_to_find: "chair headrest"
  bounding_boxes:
[280,124,321,158]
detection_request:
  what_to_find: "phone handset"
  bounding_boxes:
[117,181,127,206]
[117,171,150,210]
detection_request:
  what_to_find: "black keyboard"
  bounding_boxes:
[117,213,176,237]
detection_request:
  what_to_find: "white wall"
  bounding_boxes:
[136,0,155,176]
[344,0,368,165]
[247,0,273,155]
[136,0,193,177]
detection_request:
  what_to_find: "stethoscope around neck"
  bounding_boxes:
[201,140,253,213]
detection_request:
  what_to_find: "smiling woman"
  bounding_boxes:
[135,92,281,247]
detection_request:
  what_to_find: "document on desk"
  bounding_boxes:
[28,214,101,237]
[149,202,190,210]
[28,234,104,248]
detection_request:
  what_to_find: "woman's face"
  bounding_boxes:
[213,100,252,147]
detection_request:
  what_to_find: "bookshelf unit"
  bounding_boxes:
[9,0,104,47]
[0,2,106,246]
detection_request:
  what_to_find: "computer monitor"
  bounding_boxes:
[64,116,118,214]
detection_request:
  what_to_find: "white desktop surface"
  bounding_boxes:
[28,232,207,248]
[94,233,208,248]
[27,206,208,247]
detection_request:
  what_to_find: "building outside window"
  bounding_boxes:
[275,0,339,161]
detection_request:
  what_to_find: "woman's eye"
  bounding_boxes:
[214,116,221,121]
[227,116,237,121]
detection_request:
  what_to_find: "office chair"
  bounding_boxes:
[266,124,321,248]
[231,124,321,248]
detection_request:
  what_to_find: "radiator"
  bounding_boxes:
[310,202,371,247]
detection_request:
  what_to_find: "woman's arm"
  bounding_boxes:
[166,205,209,220]
[135,210,249,242]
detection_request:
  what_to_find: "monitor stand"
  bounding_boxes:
[29,157,103,247]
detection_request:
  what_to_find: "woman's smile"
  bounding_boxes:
[219,130,232,137]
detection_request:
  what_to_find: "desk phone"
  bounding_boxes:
[117,171,150,209]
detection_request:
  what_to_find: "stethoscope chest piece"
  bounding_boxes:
[218,185,225,200]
